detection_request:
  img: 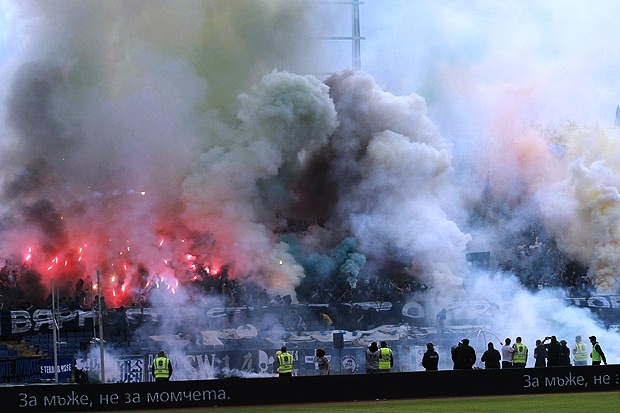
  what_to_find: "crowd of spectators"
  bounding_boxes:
[497,236,594,296]
[0,241,605,331]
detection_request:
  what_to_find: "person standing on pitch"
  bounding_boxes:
[559,340,571,366]
[573,335,588,366]
[277,346,294,377]
[422,342,439,371]
[534,339,547,368]
[481,342,501,369]
[512,337,528,368]
[501,337,514,369]
[152,350,173,381]
[315,348,330,376]
[378,341,394,372]
[589,336,608,365]
[365,341,380,374]
[451,338,476,369]
[542,336,561,367]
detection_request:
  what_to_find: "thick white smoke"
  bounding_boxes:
[324,71,470,293]
[181,70,338,299]
[0,0,618,373]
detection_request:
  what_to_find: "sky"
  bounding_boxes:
[0,0,619,376]
[355,0,620,132]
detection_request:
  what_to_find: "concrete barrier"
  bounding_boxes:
[2,364,618,412]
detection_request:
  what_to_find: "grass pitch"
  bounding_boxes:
[120,391,619,413]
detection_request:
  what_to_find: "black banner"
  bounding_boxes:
[1,365,618,412]
[1,295,619,339]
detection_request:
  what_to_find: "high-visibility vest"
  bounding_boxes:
[513,343,527,363]
[574,342,588,362]
[153,357,171,379]
[378,347,392,370]
[278,352,294,373]
[591,342,603,362]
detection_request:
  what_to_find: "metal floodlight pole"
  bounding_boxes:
[91,280,96,339]
[319,0,364,71]
[351,0,361,70]
[51,280,58,383]
[97,271,106,383]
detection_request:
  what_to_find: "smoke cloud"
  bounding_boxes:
[0,0,619,376]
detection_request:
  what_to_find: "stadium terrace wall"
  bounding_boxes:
[1,295,619,339]
[2,365,618,412]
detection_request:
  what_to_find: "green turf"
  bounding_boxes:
[117,391,619,413]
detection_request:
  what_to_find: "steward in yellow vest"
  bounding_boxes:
[512,337,528,368]
[378,341,393,372]
[573,335,588,366]
[152,350,173,381]
[589,336,607,365]
[277,346,294,377]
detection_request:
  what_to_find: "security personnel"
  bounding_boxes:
[152,350,173,381]
[277,346,294,377]
[378,341,394,372]
[589,336,607,365]
[512,336,528,368]
[422,342,439,371]
[573,335,588,366]
[273,350,282,374]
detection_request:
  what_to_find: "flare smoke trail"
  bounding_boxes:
[0,0,619,379]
